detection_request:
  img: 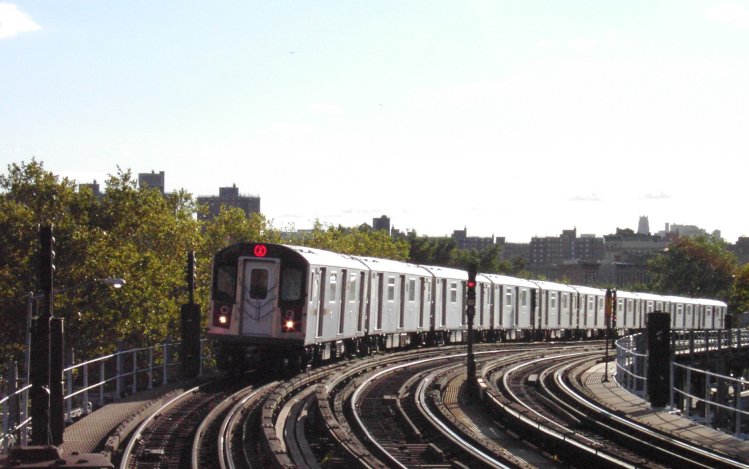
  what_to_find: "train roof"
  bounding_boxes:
[419,264,468,280]
[285,245,365,270]
[530,279,577,293]
[480,274,536,288]
[571,285,605,295]
[615,290,639,300]
[353,255,429,276]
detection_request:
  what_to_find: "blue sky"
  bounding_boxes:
[1,1,748,242]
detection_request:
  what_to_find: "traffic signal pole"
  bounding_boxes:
[180,251,201,379]
[465,265,478,397]
[30,224,54,446]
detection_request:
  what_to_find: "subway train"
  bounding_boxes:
[207,242,728,371]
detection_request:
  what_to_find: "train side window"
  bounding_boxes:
[562,294,568,309]
[249,268,269,300]
[281,267,303,301]
[329,272,337,303]
[521,290,527,307]
[348,272,358,301]
[388,276,396,301]
[215,265,237,302]
[409,278,416,302]
[550,292,557,310]
[450,282,457,303]
[506,290,512,307]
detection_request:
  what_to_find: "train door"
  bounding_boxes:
[316,268,329,338]
[357,272,367,333]
[239,257,280,337]
[339,270,348,335]
[440,279,448,327]
[309,268,321,339]
[374,274,384,331]
[419,277,430,329]
[479,283,487,328]
[399,275,406,329]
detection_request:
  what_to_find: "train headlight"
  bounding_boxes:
[213,303,232,329]
[282,310,296,332]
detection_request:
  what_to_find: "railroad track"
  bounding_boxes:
[556,359,749,468]
[118,377,258,468]
[481,348,749,468]
[108,341,749,468]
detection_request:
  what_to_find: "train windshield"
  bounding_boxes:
[281,266,303,301]
[214,265,237,303]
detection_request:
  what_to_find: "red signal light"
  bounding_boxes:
[254,244,268,257]
[467,280,476,289]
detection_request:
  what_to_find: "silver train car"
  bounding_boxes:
[208,243,728,371]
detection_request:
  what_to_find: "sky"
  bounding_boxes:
[1,1,748,242]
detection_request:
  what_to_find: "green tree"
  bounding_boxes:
[648,235,736,299]
[406,232,456,266]
[0,159,93,365]
[729,263,749,315]
[300,221,409,260]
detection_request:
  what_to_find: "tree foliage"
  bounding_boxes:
[298,221,410,260]
[730,263,749,315]
[648,235,737,300]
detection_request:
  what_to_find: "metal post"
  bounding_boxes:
[3,361,19,452]
[148,347,154,389]
[131,350,137,395]
[199,339,204,376]
[49,317,64,445]
[116,341,123,398]
[735,378,742,437]
[98,361,105,407]
[686,366,692,417]
[163,341,169,385]
[65,349,73,423]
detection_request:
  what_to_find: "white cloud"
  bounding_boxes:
[0,3,41,39]
[706,2,749,29]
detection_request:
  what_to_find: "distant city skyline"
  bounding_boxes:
[2,2,747,243]
[116,169,732,242]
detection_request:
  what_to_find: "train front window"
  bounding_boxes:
[250,268,269,300]
[215,265,237,303]
[281,267,303,301]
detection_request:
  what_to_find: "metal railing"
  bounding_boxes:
[615,329,749,439]
[1,338,213,452]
